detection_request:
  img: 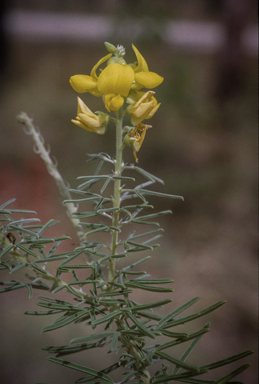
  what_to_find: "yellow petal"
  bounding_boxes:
[78,113,104,128]
[77,97,96,117]
[72,117,105,134]
[71,118,92,131]
[132,44,149,73]
[98,63,135,97]
[90,53,112,79]
[109,95,125,111]
[103,94,114,112]
[146,103,161,119]
[70,75,97,93]
[135,72,164,89]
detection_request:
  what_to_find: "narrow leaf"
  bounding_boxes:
[125,281,173,293]
[42,310,90,332]
[138,188,184,200]
[155,351,200,372]
[161,301,226,329]
[71,332,114,344]
[156,297,200,329]
[16,244,40,259]
[127,312,156,339]
[92,310,122,326]
[111,332,120,352]
[48,357,113,382]
[134,166,164,184]
[201,350,254,371]
[172,323,210,375]
[0,244,15,259]
[213,364,251,384]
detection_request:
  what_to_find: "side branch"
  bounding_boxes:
[16,112,93,262]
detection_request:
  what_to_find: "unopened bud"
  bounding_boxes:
[104,42,117,54]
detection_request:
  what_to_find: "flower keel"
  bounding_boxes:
[71,97,107,134]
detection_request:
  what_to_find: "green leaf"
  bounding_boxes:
[156,297,200,329]
[132,210,172,221]
[133,166,164,184]
[155,351,201,372]
[41,309,90,332]
[37,296,73,305]
[0,282,26,293]
[125,240,154,251]
[0,209,11,215]
[160,330,188,339]
[48,357,113,382]
[59,264,93,270]
[25,310,63,316]
[71,332,114,344]
[110,332,120,352]
[161,301,226,329]
[152,368,209,384]
[98,290,133,297]
[64,196,100,203]
[138,188,184,200]
[16,244,40,259]
[0,198,16,209]
[36,219,60,236]
[131,219,160,226]
[122,270,146,276]
[68,279,99,286]
[128,228,164,241]
[44,342,97,357]
[36,302,73,311]
[155,326,212,352]
[125,281,173,293]
[122,256,151,271]
[172,379,214,384]
[34,255,69,263]
[0,244,15,259]
[213,364,251,384]
[126,311,156,339]
[201,350,253,371]
[120,370,137,383]
[172,323,210,375]
[130,299,172,312]
[9,225,38,237]
[77,175,112,180]
[128,278,173,285]
[8,218,40,226]
[91,310,122,327]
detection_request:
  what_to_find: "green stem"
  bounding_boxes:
[109,108,123,285]
[108,109,151,383]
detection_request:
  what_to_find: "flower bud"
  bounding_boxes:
[104,42,117,54]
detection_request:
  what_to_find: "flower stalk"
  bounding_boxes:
[109,108,124,284]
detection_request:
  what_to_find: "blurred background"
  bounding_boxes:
[0,0,257,383]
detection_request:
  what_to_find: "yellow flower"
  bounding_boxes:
[124,123,152,162]
[69,53,112,96]
[127,91,161,126]
[71,97,107,134]
[69,44,163,113]
[97,63,135,111]
[132,45,164,91]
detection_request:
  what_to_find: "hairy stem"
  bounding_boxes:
[108,110,151,383]
[16,112,93,262]
[109,108,123,284]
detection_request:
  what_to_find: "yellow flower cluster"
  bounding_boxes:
[70,43,163,161]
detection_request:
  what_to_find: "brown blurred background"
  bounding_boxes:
[0,1,258,383]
